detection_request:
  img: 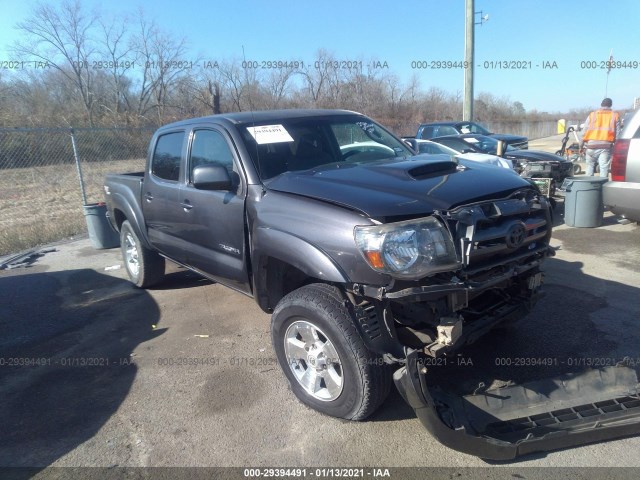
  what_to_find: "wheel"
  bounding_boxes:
[271,283,391,420]
[573,163,582,175]
[120,220,165,288]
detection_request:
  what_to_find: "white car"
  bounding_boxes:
[410,138,514,170]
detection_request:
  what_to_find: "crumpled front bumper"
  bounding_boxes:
[394,350,640,460]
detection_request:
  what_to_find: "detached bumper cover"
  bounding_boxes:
[394,350,640,460]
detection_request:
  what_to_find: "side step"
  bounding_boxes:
[394,350,640,460]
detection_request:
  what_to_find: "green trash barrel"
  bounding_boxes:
[83,202,120,249]
[562,176,608,228]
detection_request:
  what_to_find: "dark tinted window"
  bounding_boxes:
[152,132,184,181]
[435,137,480,152]
[420,126,435,138]
[458,122,491,135]
[418,142,448,154]
[190,130,235,178]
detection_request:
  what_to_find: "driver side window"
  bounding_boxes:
[190,129,235,180]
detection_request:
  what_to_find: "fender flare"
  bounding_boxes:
[110,192,152,250]
[251,227,349,309]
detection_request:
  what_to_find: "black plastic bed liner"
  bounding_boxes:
[394,350,640,460]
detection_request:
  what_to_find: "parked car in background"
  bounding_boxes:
[404,138,514,169]
[603,108,640,222]
[417,121,528,149]
[430,134,573,186]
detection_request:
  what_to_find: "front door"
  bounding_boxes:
[179,127,250,293]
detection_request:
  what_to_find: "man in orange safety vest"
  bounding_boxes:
[579,98,620,178]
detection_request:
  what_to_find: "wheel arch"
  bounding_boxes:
[109,192,152,249]
[251,228,349,312]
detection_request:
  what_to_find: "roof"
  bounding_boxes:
[159,109,361,130]
[419,121,458,127]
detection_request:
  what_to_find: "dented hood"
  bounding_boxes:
[265,155,531,219]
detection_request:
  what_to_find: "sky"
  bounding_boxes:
[1,0,639,114]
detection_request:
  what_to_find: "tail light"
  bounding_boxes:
[611,139,630,181]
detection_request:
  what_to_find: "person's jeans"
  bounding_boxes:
[585,147,611,177]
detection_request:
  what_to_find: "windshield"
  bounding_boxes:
[238,115,413,180]
[458,122,491,135]
[460,136,516,155]
[416,141,458,155]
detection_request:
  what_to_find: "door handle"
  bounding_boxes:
[181,200,193,211]
[144,192,153,202]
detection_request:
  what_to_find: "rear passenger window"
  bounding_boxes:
[151,132,184,181]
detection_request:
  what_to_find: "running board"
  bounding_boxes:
[394,350,640,460]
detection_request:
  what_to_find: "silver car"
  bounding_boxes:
[603,108,640,221]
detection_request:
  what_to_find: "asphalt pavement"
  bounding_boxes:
[1,144,639,476]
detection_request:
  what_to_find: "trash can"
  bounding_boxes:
[561,176,608,227]
[83,202,120,249]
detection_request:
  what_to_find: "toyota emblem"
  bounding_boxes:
[505,222,526,249]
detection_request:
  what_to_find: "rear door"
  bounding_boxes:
[179,127,250,293]
[142,129,188,262]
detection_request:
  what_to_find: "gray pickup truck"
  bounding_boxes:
[105,109,640,459]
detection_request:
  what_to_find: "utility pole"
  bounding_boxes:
[463,0,475,121]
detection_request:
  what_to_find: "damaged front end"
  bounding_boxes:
[395,350,640,460]
[353,188,553,358]
[351,189,640,458]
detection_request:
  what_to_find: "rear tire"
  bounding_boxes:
[120,220,165,288]
[271,283,391,420]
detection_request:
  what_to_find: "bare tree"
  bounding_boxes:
[300,49,336,105]
[129,10,190,123]
[98,13,135,124]
[13,0,98,125]
[217,59,261,112]
[190,69,222,114]
[264,67,298,109]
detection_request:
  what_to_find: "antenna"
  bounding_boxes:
[242,45,263,185]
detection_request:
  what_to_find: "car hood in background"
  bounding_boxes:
[265,155,532,219]
[490,133,528,145]
[504,149,569,163]
[457,152,514,169]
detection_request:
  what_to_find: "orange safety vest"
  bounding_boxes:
[582,109,619,142]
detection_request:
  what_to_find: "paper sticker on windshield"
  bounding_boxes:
[464,138,479,143]
[247,125,294,144]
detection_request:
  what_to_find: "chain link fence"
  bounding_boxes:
[0,127,154,256]
[0,120,572,257]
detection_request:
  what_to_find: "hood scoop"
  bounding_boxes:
[408,160,459,179]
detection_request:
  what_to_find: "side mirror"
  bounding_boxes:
[192,164,232,190]
[496,140,506,157]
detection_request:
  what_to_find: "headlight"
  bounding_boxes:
[354,217,460,279]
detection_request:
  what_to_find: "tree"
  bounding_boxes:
[13,0,99,125]
[128,9,190,124]
[98,13,135,124]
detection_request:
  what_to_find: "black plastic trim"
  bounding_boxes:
[394,350,640,460]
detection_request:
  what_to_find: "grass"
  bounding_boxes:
[0,158,144,256]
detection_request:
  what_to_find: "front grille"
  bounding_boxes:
[444,189,550,271]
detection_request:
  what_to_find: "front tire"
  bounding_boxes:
[271,283,391,420]
[120,220,165,288]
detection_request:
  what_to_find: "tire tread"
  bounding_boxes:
[273,283,391,420]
